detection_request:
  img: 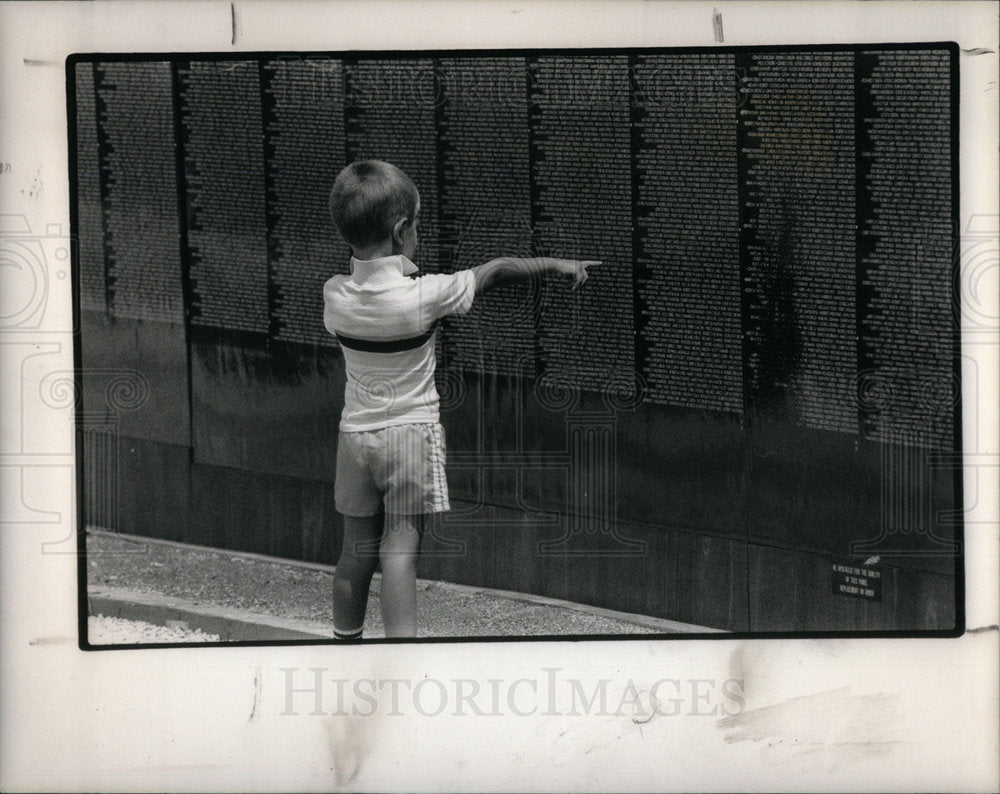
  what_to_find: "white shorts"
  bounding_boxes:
[334,422,450,516]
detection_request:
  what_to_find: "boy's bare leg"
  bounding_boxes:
[378,513,425,638]
[333,513,383,638]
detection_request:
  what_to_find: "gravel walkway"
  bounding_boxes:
[89,615,221,644]
[86,530,668,639]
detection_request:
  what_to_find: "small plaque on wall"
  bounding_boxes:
[831,560,883,602]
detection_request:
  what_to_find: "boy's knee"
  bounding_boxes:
[379,543,417,564]
[337,544,379,578]
[379,545,417,575]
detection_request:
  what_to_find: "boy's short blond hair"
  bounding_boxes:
[329,160,419,250]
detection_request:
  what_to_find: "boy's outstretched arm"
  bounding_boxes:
[470,257,600,294]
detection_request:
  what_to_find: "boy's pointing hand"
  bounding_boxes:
[565,259,601,289]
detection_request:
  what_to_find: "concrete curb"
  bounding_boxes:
[88,586,336,642]
[87,529,724,637]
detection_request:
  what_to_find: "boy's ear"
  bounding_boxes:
[391,216,408,244]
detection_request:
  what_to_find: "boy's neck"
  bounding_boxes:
[352,240,397,261]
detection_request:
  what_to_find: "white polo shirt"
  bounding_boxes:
[323,255,476,431]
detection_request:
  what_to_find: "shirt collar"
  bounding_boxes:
[349,254,419,280]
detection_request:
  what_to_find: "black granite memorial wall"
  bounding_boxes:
[72,46,961,632]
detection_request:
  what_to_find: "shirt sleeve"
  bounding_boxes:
[322,275,345,336]
[421,270,477,319]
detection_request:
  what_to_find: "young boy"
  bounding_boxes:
[324,159,597,639]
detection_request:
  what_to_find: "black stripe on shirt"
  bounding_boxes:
[335,322,437,353]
